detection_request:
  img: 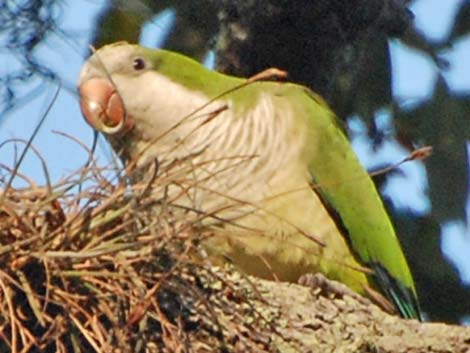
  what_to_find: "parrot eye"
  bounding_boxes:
[132,57,146,71]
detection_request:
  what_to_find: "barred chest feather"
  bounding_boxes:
[119,80,310,222]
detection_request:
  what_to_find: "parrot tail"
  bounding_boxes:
[371,263,423,321]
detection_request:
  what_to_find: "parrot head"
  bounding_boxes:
[78,42,142,136]
[78,42,228,161]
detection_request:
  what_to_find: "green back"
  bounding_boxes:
[137,44,421,318]
[290,86,421,319]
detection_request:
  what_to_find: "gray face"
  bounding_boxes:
[78,43,152,136]
[77,42,217,169]
[78,42,152,86]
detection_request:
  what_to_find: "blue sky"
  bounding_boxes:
[1,0,469,282]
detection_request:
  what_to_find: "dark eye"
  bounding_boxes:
[133,58,146,70]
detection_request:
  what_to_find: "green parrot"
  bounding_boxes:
[78,42,421,320]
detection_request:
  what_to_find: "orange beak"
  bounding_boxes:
[79,78,134,135]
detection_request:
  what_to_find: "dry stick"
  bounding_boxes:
[83,218,136,250]
[247,68,288,83]
[0,163,37,189]
[57,180,119,237]
[363,285,397,315]
[369,146,433,178]
[0,84,60,206]
[0,277,17,352]
[69,315,102,353]
[56,289,107,349]
[28,183,92,241]
[41,258,52,326]
[133,157,161,202]
[308,145,434,192]
[1,199,44,243]
[52,174,124,235]
[59,181,129,237]
[51,130,98,169]
[0,324,11,351]
[2,188,68,246]
[54,116,117,210]
[126,241,194,328]
[16,270,47,327]
[0,138,52,194]
[50,129,105,215]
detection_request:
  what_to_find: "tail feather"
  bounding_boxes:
[371,263,423,321]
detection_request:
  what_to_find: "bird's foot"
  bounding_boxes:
[298,273,371,306]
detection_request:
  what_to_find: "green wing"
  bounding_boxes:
[293,86,422,320]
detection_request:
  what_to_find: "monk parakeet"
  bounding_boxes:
[78,42,421,319]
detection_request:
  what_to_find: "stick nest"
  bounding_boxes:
[0,159,281,353]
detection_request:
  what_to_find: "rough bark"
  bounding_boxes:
[220,273,470,353]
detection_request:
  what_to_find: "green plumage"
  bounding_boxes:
[79,43,422,320]
[295,88,421,319]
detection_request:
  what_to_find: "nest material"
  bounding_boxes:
[2,140,464,353]
[0,160,283,353]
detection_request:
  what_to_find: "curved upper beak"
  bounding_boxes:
[78,77,134,135]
